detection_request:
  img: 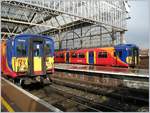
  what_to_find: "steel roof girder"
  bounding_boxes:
[6,0,127,30]
[1,18,58,29]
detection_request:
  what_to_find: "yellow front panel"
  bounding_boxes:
[12,57,28,72]
[135,56,137,64]
[34,57,42,71]
[46,57,54,69]
[94,51,96,64]
[86,52,89,64]
[126,56,132,64]
[12,57,16,71]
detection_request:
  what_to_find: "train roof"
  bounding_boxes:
[115,44,138,49]
[55,47,114,52]
[7,34,54,43]
[55,44,138,52]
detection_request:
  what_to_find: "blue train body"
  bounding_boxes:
[2,34,54,84]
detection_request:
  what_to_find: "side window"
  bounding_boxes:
[128,50,132,56]
[71,53,77,58]
[17,41,26,57]
[98,52,107,58]
[98,52,102,58]
[103,52,107,58]
[134,49,138,56]
[45,43,51,56]
[114,52,116,57]
[55,53,59,58]
[118,51,122,57]
[78,53,85,58]
[60,53,64,58]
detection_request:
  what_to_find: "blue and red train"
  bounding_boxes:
[1,34,54,85]
[54,44,139,67]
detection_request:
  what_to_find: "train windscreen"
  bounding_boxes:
[16,39,26,57]
[45,41,52,56]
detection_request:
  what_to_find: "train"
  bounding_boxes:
[1,34,54,85]
[54,44,139,67]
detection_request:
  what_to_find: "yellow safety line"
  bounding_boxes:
[1,96,15,112]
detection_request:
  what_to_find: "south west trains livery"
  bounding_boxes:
[1,34,54,85]
[54,44,139,67]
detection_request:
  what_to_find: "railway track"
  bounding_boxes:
[21,76,148,112]
[51,76,149,105]
[23,83,124,112]
[23,83,101,112]
[2,72,149,112]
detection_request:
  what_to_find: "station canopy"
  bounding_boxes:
[1,0,129,49]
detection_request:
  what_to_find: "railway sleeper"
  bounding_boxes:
[50,85,123,112]
[52,78,149,105]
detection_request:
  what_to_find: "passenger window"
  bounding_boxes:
[114,52,116,57]
[134,49,138,56]
[98,52,107,58]
[118,51,122,57]
[45,43,51,56]
[60,53,64,58]
[55,54,59,58]
[78,53,85,58]
[17,41,26,57]
[128,50,132,56]
[71,53,77,58]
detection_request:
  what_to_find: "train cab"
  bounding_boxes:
[115,44,139,67]
[1,34,54,84]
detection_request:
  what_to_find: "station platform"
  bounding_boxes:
[1,77,61,112]
[1,94,20,112]
[54,63,149,81]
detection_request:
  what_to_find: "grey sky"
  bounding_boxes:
[125,0,149,49]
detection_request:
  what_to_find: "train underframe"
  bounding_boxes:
[3,73,52,86]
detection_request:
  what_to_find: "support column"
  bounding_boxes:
[80,24,83,48]
[100,26,102,47]
[120,31,125,44]
[112,29,115,46]
[58,29,61,50]
[73,29,74,49]
[89,25,91,48]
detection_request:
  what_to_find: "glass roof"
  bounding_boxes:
[1,0,128,36]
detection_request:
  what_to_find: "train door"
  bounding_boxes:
[132,48,139,65]
[89,51,94,64]
[66,52,69,63]
[28,38,46,76]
